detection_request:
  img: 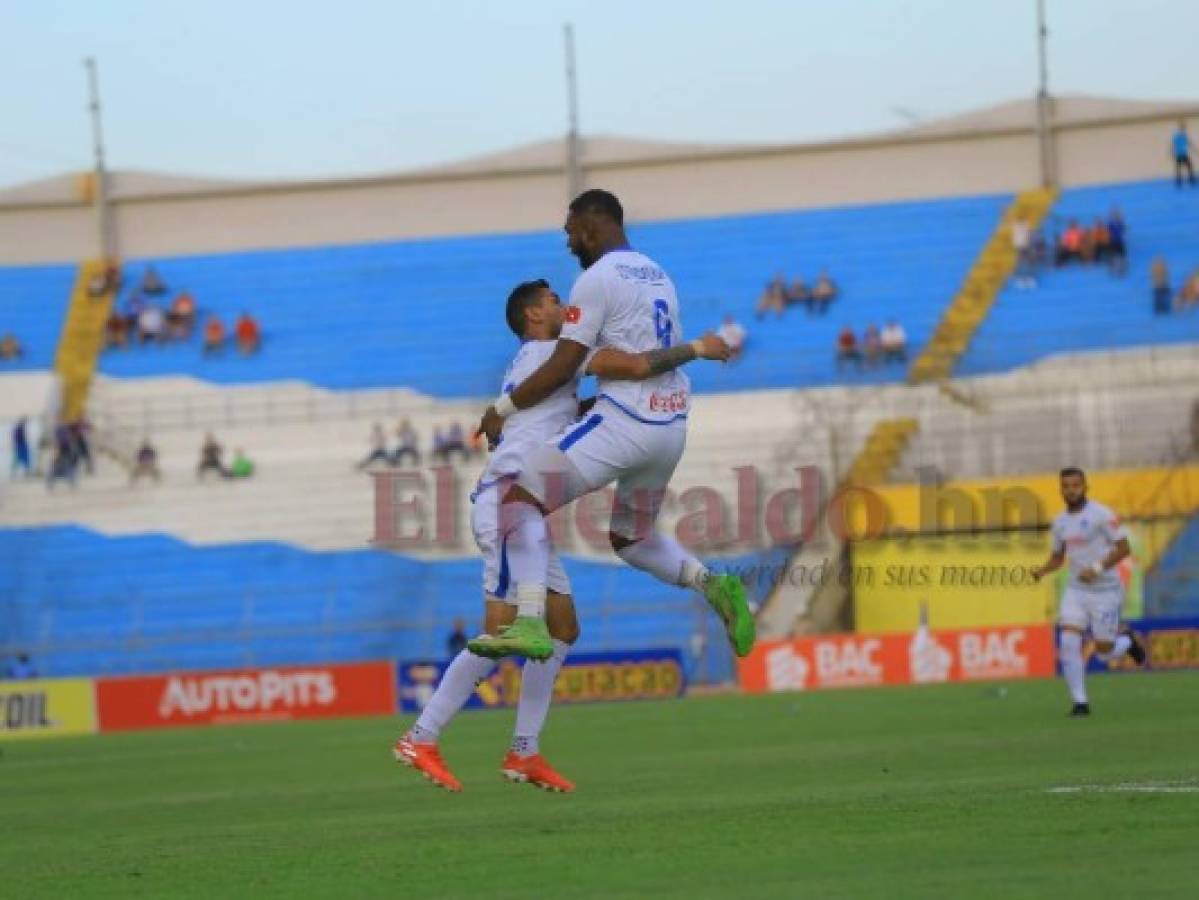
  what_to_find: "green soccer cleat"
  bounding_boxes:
[703,574,756,658]
[467,616,554,661]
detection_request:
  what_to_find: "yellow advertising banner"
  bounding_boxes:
[0,678,97,741]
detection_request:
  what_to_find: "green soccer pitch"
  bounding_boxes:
[4,672,1197,899]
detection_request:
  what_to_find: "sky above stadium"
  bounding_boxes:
[3,0,1196,188]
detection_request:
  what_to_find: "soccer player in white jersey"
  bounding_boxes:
[472,189,756,662]
[395,278,730,792]
[1031,467,1146,716]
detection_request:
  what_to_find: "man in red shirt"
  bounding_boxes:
[836,326,862,371]
[235,312,261,355]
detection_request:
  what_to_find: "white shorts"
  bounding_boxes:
[470,482,571,602]
[1059,585,1124,642]
[515,398,687,541]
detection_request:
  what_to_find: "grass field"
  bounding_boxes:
[4,672,1198,899]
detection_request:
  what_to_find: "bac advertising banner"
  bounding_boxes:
[1084,616,1199,674]
[739,624,1055,694]
[398,648,686,713]
[0,677,97,741]
[96,661,396,731]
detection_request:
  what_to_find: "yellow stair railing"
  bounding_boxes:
[908,186,1057,384]
[54,259,116,422]
[845,417,919,487]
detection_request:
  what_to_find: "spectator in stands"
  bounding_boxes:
[1177,267,1199,311]
[443,421,470,462]
[785,277,809,312]
[1107,208,1128,276]
[835,326,862,370]
[1173,121,1196,188]
[881,320,908,364]
[1055,220,1083,266]
[357,423,391,469]
[862,324,882,368]
[0,333,23,361]
[431,425,447,462]
[1011,216,1036,289]
[105,310,128,349]
[447,618,469,657]
[235,312,261,355]
[141,265,167,296]
[46,422,79,490]
[1087,218,1110,264]
[167,291,197,340]
[4,653,36,680]
[69,419,94,476]
[130,438,161,485]
[755,273,787,319]
[203,316,226,355]
[391,419,421,467]
[716,314,746,361]
[197,433,229,480]
[10,417,31,479]
[137,303,165,344]
[88,263,120,298]
[1151,258,1172,315]
[229,448,255,479]
[811,271,838,315]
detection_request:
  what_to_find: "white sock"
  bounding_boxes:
[1059,630,1088,705]
[411,649,496,740]
[502,501,549,617]
[512,639,570,757]
[1096,633,1131,663]
[616,532,709,591]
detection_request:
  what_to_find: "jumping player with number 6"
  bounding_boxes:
[473,189,756,663]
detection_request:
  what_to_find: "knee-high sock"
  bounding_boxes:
[501,500,550,617]
[615,532,709,591]
[512,639,570,757]
[1059,629,1088,704]
[410,650,496,741]
[1095,633,1132,663]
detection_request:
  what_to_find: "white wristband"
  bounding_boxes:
[1088,560,1105,576]
[494,393,517,419]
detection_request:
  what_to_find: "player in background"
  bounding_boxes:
[1031,467,1146,716]
[395,278,730,792]
[472,189,755,663]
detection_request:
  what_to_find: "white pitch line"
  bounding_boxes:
[1046,783,1199,794]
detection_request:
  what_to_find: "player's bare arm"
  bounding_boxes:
[478,339,590,444]
[1078,536,1130,584]
[1030,548,1065,581]
[588,332,730,380]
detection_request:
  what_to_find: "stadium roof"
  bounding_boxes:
[2,94,1196,206]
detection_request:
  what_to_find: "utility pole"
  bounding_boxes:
[1034,0,1056,188]
[563,23,582,202]
[83,57,113,259]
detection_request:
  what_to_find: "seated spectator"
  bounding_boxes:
[196,433,229,480]
[203,316,226,355]
[141,265,167,295]
[835,326,862,370]
[881,320,908,363]
[391,418,421,467]
[1178,267,1199,311]
[357,423,391,470]
[5,652,37,680]
[1151,258,1172,315]
[1088,218,1110,263]
[229,448,255,479]
[755,274,787,319]
[1107,208,1128,276]
[138,303,165,344]
[235,312,261,355]
[862,325,882,368]
[0,333,23,361]
[105,310,128,349]
[167,291,197,340]
[716,314,746,361]
[443,421,470,462]
[1055,220,1084,265]
[784,278,809,311]
[130,438,161,485]
[811,271,838,315]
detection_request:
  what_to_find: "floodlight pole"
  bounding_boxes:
[1034,0,1056,188]
[84,56,114,259]
[564,23,582,201]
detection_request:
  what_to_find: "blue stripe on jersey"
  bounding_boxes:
[558,413,603,452]
[597,393,688,425]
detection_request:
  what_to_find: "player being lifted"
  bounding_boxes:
[395,277,730,792]
[472,189,755,662]
[1031,467,1146,716]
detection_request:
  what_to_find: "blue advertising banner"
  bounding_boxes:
[1083,616,1199,674]
[397,648,686,713]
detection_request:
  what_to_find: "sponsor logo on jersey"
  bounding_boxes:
[563,305,582,324]
[648,389,688,413]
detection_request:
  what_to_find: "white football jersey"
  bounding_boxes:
[560,248,690,424]
[1050,499,1128,592]
[476,340,582,492]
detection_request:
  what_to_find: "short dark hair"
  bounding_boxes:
[569,189,624,225]
[1060,466,1086,480]
[505,278,548,337]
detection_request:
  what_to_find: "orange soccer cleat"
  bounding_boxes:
[500,752,576,793]
[394,736,462,793]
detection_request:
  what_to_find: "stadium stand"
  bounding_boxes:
[0,262,75,371]
[1145,514,1199,617]
[959,179,1199,375]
